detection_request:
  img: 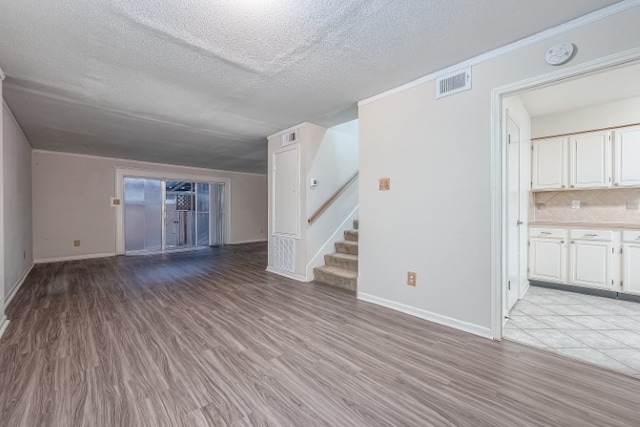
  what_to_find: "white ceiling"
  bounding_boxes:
[0,0,621,173]
[519,62,640,117]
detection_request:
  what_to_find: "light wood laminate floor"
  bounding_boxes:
[1,243,639,426]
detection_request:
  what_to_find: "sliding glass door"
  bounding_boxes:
[123,177,224,254]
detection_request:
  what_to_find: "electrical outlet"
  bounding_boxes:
[74,240,81,247]
[407,271,417,286]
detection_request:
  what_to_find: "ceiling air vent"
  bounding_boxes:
[436,68,472,99]
[281,131,297,147]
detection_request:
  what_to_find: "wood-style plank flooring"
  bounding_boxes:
[1,243,639,426]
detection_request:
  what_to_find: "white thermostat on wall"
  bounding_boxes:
[310,178,319,188]
[545,42,575,66]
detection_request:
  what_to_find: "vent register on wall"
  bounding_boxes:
[436,68,472,99]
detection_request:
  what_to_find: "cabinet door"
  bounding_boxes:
[570,131,611,188]
[529,238,567,283]
[532,137,567,190]
[614,126,640,187]
[622,242,640,295]
[569,240,612,289]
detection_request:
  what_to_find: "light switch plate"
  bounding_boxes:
[571,200,581,209]
[379,178,390,191]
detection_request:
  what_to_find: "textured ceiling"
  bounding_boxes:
[519,62,640,117]
[0,0,621,173]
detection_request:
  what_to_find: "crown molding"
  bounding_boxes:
[358,0,640,107]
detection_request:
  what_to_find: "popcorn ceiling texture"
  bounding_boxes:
[0,0,618,173]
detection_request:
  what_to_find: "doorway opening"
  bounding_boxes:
[497,59,640,377]
[123,177,225,254]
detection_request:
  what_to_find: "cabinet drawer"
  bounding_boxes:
[622,230,640,242]
[530,228,566,239]
[569,229,613,241]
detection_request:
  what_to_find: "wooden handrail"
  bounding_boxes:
[308,172,359,225]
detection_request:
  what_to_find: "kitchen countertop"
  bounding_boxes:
[529,222,640,230]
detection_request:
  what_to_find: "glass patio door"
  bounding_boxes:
[124,177,220,254]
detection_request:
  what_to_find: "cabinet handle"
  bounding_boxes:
[561,240,565,244]
[540,232,552,235]
[561,185,566,189]
[571,241,575,244]
[584,234,598,237]
[615,183,619,186]
[570,185,575,188]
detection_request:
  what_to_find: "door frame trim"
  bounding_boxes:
[490,46,640,340]
[115,167,231,255]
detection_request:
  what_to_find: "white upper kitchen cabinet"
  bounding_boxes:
[569,131,612,189]
[614,126,640,187]
[532,137,567,190]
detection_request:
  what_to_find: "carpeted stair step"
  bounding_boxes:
[324,252,358,272]
[344,229,358,242]
[313,266,357,292]
[335,240,358,255]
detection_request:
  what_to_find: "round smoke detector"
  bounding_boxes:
[545,42,575,66]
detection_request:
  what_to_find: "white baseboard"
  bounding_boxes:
[266,266,310,282]
[357,292,492,339]
[34,252,116,264]
[0,316,9,339]
[230,239,268,245]
[5,263,34,308]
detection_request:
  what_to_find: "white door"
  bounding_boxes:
[532,137,567,190]
[614,126,640,187]
[506,116,521,311]
[622,242,640,295]
[569,240,612,289]
[570,131,611,189]
[529,238,567,283]
[273,147,300,237]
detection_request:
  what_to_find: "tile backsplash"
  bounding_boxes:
[533,188,640,224]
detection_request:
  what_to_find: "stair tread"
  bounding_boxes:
[326,252,358,261]
[314,265,357,279]
[338,240,358,246]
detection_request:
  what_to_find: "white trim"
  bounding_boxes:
[0,317,9,339]
[265,266,309,282]
[519,281,531,300]
[267,122,313,140]
[5,264,33,308]
[358,0,640,107]
[0,64,5,81]
[357,293,492,339]
[305,205,359,279]
[114,167,232,255]
[34,252,116,264]
[230,239,268,245]
[31,149,267,177]
[2,100,33,148]
[490,46,640,341]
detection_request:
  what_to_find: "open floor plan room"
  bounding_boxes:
[1,245,639,426]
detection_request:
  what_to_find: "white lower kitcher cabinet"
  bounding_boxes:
[569,229,617,290]
[622,231,640,295]
[529,228,568,284]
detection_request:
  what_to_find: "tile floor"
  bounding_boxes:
[504,285,640,377]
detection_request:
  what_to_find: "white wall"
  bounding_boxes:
[532,96,640,138]
[3,101,33,301]
[32,150,267,262]
[0,78,5,331]
[357,6,640,336]
[267,121,359,280]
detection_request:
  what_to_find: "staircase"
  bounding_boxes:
[313,219,358,292]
